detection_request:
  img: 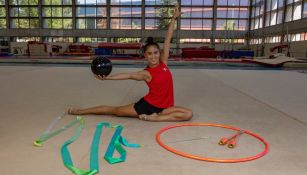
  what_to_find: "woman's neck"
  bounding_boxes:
[148,62,160,68]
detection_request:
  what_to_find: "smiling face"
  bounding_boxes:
[144,45,160,67]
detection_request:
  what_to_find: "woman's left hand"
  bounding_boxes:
[173,3,182,19]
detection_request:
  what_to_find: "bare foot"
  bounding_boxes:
[68,107,83,115]
[139,113,158,121]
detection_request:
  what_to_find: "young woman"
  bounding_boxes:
[68,4,193,122]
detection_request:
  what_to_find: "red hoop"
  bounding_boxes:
[156,123,269,163]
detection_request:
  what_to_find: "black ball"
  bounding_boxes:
[91,56,112,76]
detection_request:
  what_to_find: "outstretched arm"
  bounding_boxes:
[95,70,151,82]
[160,3,181,64]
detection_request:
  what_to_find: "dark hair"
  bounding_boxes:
[146,37,154,44]
[143,37,160,52]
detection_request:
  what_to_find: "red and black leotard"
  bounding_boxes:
[144,62,174,108]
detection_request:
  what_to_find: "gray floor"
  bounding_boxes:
[1,64,307,175]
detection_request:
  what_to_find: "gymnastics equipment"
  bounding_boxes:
[62,122,140,175]
[156,123,269,163]
[34,115,139,175]
[91,56,113,76]
[218,130,244,148]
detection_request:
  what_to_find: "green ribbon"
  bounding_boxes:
[61,122,140,175]
[61,122,103,175]
[33,116,83,147]
[104,125,140,164]
[34,117,139,175]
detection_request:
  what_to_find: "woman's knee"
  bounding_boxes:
[162,106,193,121]
[177,108,193,121]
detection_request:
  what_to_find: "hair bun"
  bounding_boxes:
[146,37,154,44]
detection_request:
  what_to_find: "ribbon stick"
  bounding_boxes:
[43,112,66,135]
[33,116,82,147]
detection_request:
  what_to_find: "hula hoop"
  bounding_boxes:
[156,123,269,163]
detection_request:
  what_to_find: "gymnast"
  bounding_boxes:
[68,4,193,122]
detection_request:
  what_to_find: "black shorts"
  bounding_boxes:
[133,98,164,115]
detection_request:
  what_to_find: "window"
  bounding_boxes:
[303,0,307,18]
[285,5,293,22]
[216,0,249,30]
[181,1,215,30]
[180,38,211,43]
[41,0,73,29]
[265,13,270,26]
[272,0,278,10]
[293,3,302,20]
[45,37,73,42]
[0,1,5,28]
[10,0,39,28]
[76,0,107,29]
[110,1,141,29]
[277,9,283,24]
[270,11,277,25]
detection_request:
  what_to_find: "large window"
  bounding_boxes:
[110,6,141,29]
[304,0,307,18]
[41,0,73,29]
[284,0,302,22]
[10,0,39,28]
[293,2,302,20]
[2,0,252,31]
[181,6,213,30]
[264,0,284,27]
[251,0,305,28]
[250,0,264,29]
[144,0,178,30]
[110,0,141,29]
[6,0,307,45]
[76,0,107,29]
[216,0,249,31]
[0,0,5,28]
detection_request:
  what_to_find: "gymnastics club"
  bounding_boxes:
[218,130,244,148]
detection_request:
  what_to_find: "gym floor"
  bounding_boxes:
[1,63,307,175]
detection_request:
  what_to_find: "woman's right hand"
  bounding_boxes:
[94,74,108,80]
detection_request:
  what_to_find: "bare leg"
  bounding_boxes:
[139,106,193,122]
[68,104,138,118]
